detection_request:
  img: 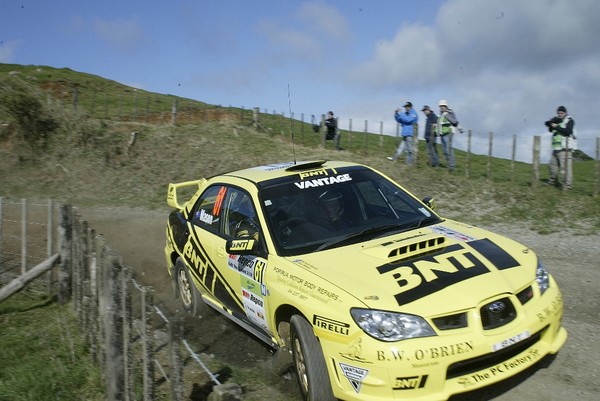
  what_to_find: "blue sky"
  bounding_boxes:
[2,0,599,161]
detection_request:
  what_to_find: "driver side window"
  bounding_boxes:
[222,188,258,239]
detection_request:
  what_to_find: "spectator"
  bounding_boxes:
[545,105,576,189]
[435,99,459,172]
[388,102,418,164]
[325,111,342,150]
[422,105,439,167]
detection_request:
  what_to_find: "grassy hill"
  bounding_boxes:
[1,63,599,234]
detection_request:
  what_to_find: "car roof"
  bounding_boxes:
[220,160,366,185]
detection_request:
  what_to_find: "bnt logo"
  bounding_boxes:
[393,375,428,390]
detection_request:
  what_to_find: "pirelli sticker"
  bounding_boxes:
[377,239,520,305]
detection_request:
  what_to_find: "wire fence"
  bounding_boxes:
[0,199,241,401]
[46,85,600,164]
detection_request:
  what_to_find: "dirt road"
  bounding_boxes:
[78,206,600,401]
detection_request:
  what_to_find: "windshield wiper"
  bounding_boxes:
[315,224,406,251]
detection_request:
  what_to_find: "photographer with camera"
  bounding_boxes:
[387,101,418,165]
[545,105,576,189]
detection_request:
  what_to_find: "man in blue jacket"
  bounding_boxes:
[388,101,418,165]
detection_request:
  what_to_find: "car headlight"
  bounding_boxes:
[536,260,550,295]
[350,308,436,342]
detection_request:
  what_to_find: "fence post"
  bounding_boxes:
[253,107,260,130]
[170,317,185,401]
[379,121,384,148]
[511,134,517,175]
[363,120,368,154]
[532,136,541,188]
[89,229,99,364]
[58,204,73,304]
[487,132,494,179]
[0,197,3,261]
[595,138,600,197]
[465,130,472,178]
[46,199,54,294]
[412,123,419,164]
[105,254,125,401]
[21,198,27,274]
[348,118,353,151]
[171,99,178,126]
[142,286,155,401]
[122,267,134,401]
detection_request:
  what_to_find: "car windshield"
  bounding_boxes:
[259,166,441,256]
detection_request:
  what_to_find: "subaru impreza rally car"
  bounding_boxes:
[164,160,566,401]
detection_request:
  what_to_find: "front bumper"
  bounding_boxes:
[320,284,567,400]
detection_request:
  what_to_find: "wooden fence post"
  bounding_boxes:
[46,199,54,295]
[532,136,541,188]
[487,132,494,179]
[89,228,99,364]
[104,253,125,401]
[122,267,134,401]
[58,204,73,304]
[511,134,517,175]
[171,99,178,126]
[170,317,185,401]
[21,198,27,274]
[142,286,155,401]
[363,120,368,154]
[465,130,472,178]
[595,138,600,197]
[348,118,353,151]
[0,197,3,261]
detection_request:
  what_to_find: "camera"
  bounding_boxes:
[545,116,562,128]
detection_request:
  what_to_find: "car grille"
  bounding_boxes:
[481,297,516,330]
[432,312,468,331]
[446,326,546,379]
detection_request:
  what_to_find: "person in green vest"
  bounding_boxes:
[435,100,460,172]
[545,105,576,189]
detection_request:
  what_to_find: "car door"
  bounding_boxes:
[215,187,272,334]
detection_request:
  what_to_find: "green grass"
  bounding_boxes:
[0,290,103,401]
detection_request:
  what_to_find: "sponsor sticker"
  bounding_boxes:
[339,362,369,393]
[492,330,531,352]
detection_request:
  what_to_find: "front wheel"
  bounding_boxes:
[290,315,336,401]
[174,258,207,317]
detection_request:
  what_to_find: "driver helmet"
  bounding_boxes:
[235,219,260,241]
[318,189,344,222]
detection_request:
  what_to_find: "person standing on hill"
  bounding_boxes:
[545,105,576,189]
[435,99,459,172]
[388,101,418,165]
[325,111,341,150]
[422,105,439,167]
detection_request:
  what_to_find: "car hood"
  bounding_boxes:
[288,220,537,316]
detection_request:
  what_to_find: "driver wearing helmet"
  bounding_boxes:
[317,189,348,229]
[235,219,260,241]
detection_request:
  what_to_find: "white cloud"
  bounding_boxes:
[93,17,146,53]
[298,0,351,41]
[0,40,20,63]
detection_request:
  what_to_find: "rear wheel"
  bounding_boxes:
[174,258,207,316]
[290,315,336,401]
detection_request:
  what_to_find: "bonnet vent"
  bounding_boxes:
[387,236,446,260]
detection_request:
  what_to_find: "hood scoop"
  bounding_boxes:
[362,234,447,261]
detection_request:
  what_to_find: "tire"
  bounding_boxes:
[290,315,336,401]
[174,258,207,317]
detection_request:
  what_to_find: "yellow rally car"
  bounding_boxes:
[164,160,566,401]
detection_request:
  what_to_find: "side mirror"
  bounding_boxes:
[422,196,436,210]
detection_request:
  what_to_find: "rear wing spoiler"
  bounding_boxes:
[167,179,206,210]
